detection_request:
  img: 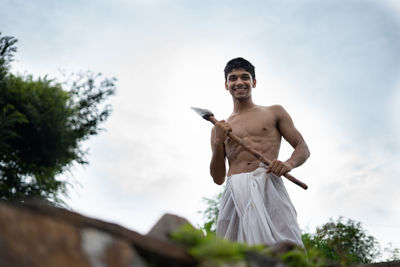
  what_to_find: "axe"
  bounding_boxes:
[191,107,308,190]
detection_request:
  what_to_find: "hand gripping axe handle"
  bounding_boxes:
[191,107,308,190]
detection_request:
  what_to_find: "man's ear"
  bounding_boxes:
[253,79,257,88]
[225,81,228,90]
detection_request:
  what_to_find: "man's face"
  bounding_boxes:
[225,68,256,101]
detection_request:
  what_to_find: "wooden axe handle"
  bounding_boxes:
[209,116,308,190]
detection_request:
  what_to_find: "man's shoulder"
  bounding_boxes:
[253,105,290,122]
[256,104,286,114]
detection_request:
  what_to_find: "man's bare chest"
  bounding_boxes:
[227,113,279,140]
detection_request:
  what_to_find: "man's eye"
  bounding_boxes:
[242,76,250,80]
[229,77,237,81]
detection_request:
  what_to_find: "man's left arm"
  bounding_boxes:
[267,105,310,177]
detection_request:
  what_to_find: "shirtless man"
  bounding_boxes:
[211,57,310,246]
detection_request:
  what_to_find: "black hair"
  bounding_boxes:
[224,57,256,81]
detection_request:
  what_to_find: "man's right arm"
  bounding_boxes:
[210,120,230,185]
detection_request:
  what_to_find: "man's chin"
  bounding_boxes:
[234,95,249,101]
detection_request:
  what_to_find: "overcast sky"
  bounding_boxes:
[1,0,400,249]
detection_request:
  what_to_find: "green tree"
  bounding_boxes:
[199,187,224,235]
[0,32,116,205]
[302,217,381,265]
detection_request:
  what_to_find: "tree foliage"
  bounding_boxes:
[172,223,323,267]
[0,32,116,204]
[303,217,381,264]
[199,187,224,235]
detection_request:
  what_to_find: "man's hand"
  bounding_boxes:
[212,120,231,145]
[267,159,293,177]
[210,120,231,185]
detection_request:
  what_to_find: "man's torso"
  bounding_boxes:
[225,105,282,176]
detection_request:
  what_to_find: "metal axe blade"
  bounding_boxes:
[191,107,214,121]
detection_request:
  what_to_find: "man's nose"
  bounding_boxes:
[235,78,244,85]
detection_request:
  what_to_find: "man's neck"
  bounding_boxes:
[232,97,256,113]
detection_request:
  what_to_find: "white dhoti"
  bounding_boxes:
[216,163,303,247]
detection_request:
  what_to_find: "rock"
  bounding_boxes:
[268,241,298,257]
[0,201,195,267]
[0,202,90,267]
[246,251,288,267]
[147,213,191,243]
[220,262,248,267]
[199,260,248,267]
[80,227,146,267]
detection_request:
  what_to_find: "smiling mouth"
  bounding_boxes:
[233,87,247,93]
